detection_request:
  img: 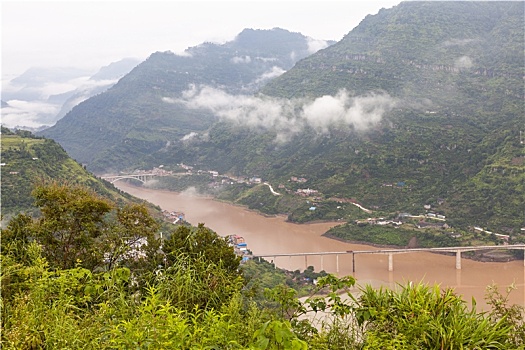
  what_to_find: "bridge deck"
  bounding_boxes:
[252,244,525,272]
[253,244,525,258]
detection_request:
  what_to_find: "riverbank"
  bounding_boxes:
[114,181,525,309]
[140,181,519,263]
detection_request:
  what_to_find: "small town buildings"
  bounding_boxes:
[296,188,318,196]
[290,176,307,183]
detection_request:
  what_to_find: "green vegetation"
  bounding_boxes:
[0,128,150,220]
[2,181,162,272]
[38,2,523,235]
[5,3,523,345]
[2,182,525,348]
[326,222,476,248]
[40,29,322,173]
[355,283,519,349]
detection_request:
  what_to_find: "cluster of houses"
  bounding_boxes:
[133,166,173,176]
[398,212,446,220]
[381,181,407,188]
[178,163,265,186]
[162,209,185,224]
[227,235,251,263]
[179,163,194,172]
[295,188,319,197]
[355,217,403,226]
[290,176,307,183]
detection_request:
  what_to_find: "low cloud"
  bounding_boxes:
[254,66,286,84]
[143,178,159,188]
[231,56,251,64]
[174,50,193,57]
[1,100,60,129]
[161,97,177,103]
[441,38,477,47]
[180,186,200,197]
[255,57,278,63]
[307,37,329,54]
[302,90,397,132]
[454,56,473,69]
[167,85,398,142]
[181,131,199,141]
[41,77,92,98]
[1,76,119,129]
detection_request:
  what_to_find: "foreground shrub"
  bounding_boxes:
[355,282,513,349]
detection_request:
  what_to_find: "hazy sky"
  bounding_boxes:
[2,0,401,79]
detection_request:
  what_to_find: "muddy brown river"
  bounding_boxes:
[116,182,525,309]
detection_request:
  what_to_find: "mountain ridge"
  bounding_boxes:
[40,28,330,171]
[38,2,524,233]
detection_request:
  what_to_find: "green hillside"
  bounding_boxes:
[0,127,145,219]
[153,2,524,232]
[3,182,524,348]
[40,28,331,172]
[36,2,524,234]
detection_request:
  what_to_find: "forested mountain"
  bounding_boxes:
[40,28,331,171]
[170,1,524,231]
[52,58,141,121]
[38,2,523,232]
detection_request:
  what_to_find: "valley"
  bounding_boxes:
[109,163,520,253]
[38,2,524,237]
[3,2,525,347]
[115,181,525,309]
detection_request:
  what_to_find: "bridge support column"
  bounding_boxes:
[274,256,276,269]
[320,255,324,271]
[523,249,525,266]
[352,253,355,273]
[336,254,339,273]
[455,251,462,270]
[388,253,393,272]
[305,255,308,269]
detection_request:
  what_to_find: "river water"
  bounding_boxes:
[116,182,525,309]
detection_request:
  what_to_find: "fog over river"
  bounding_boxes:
[116,182,525,309]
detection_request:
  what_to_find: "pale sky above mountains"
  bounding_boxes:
[2,0,401,79]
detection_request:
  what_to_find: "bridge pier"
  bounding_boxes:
[455,251,461,270]
[320,255,324,271]
[336,254,339,273]
[388,253,394,272]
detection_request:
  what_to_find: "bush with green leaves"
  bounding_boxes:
[3,182,525,349]
[2,181,162,272]
[355,282,517,349]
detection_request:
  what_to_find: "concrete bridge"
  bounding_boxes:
[252,244,525,273]
[101,173,157,184]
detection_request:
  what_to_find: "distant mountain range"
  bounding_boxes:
[1,58,140,130]
[41,28,332,171]
[39,2,524,233]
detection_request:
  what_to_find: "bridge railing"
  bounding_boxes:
[252,244,525,272]
[100,174,157,184]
